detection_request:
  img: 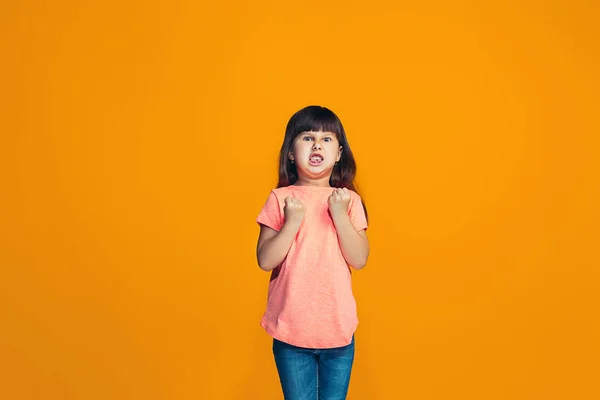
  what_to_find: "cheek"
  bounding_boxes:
[292,141,303,153]
[295,142,311,153]
[329,144,341,155]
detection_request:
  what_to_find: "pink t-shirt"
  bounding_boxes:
[256,185,368,349]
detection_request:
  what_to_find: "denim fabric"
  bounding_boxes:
[272,336,355,400]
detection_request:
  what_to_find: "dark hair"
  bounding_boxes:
[276,105,368,223]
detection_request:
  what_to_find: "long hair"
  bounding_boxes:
[276,105,368,223]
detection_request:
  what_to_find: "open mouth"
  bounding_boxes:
[309,154,324,166]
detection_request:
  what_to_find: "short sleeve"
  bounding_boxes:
[349,192,368,231]
[256,191,283,232]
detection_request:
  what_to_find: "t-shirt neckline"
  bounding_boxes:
[289,185,336,189]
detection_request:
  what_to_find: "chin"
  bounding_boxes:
[305,165,334,172]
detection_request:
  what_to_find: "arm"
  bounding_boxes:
[256,219,302,272]
[331,212,370,269]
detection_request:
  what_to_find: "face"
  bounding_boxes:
[288,130,342,183]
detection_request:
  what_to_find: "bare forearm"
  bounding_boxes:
[332,213,369,269]
[257,220,301,271]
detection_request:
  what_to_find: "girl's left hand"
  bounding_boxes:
[328,187,351,217]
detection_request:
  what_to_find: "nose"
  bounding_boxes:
[312,141,322,150]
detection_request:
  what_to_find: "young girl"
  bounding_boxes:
[256,105,370,400]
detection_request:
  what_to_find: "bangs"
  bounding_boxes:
[290,106,343,138]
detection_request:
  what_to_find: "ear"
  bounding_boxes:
[288,151,294,161]
[336,146,343,162]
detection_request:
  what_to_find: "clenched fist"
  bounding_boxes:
[328,187,351,217]
[283,196,306,224]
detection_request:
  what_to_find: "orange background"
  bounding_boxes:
[1,1,599,399]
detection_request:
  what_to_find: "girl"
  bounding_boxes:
[256,105,370,400]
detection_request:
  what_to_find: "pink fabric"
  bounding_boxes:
[256,185,368,348]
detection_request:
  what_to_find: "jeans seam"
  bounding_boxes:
[316,360,319,400]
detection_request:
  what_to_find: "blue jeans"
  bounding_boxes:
[272,336,355,400]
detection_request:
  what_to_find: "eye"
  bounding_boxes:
[303,136,313,141]
[324,137,332,142]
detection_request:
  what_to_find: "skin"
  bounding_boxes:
[288,130,342,188]
[256,131,370,271]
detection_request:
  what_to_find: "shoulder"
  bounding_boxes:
[273,185,302,197]
[346,188,362,201]
[272,187,288,194]
[264,187,294,205]
[271,187,291,199]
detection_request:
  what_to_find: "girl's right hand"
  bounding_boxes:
[283,196,306,224]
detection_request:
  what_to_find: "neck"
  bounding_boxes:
[292,177,331,187]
